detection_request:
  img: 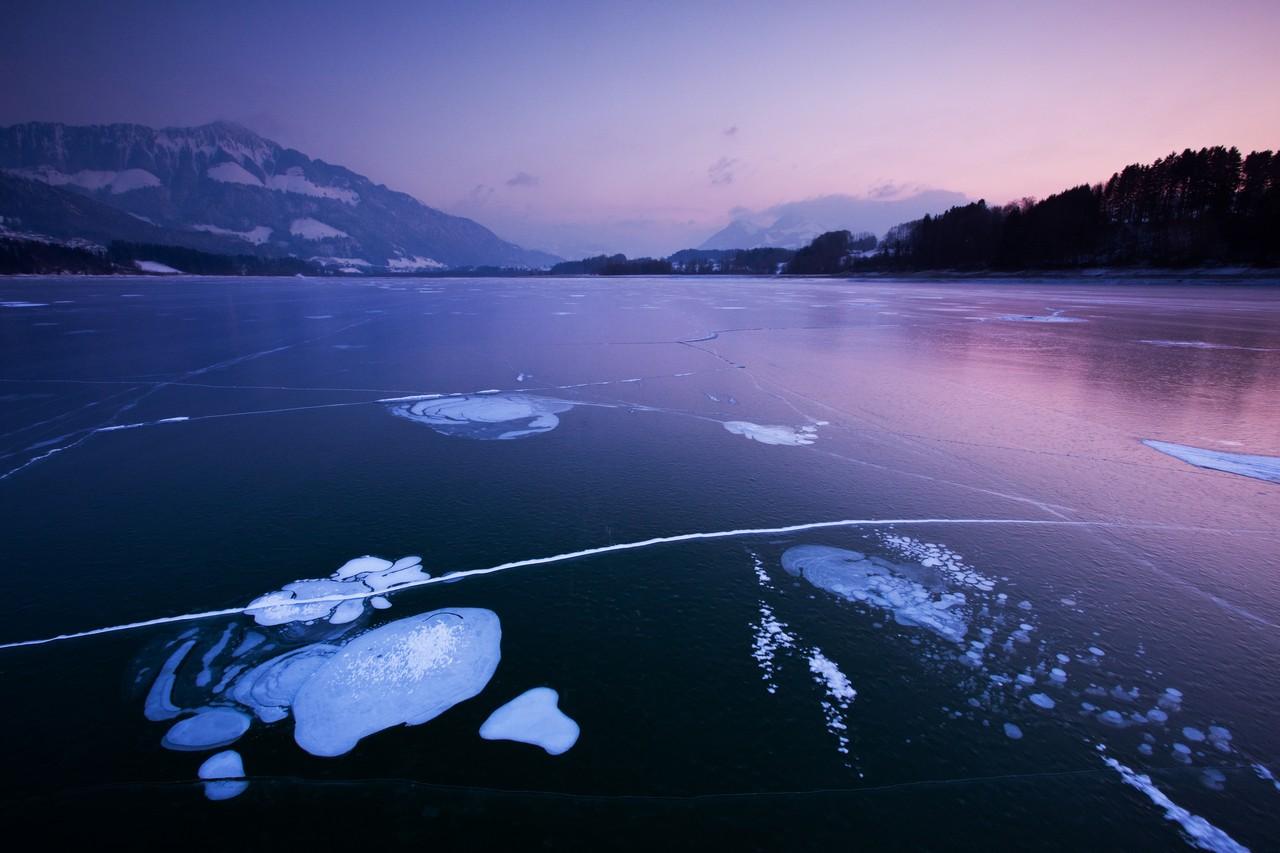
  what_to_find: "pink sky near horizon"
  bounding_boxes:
[3,0,1278,255]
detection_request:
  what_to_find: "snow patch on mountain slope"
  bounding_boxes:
[206,162,264,187]
[387,255,445,271]
[7,166,162,194]
[266,168,359,205]
[191,224,273,245]
[290,218,348,241]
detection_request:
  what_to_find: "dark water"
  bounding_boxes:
[1,276,1278,850]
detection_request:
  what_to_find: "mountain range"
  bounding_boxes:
[0,121,559,270]
[699,190,969,250]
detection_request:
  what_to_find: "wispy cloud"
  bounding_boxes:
[723,125,738,137]
[708,157,737,186]
[506,171,540,188]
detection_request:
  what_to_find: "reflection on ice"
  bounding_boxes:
[388,393,575,440]
[1143,440,1280,484]
[479,687,580,755]
[198,750,248,801]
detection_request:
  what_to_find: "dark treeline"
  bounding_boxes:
[867,147,1278,270]
[787,230,876,274]
[0,239,321,275]
[550,254,674,275]
[106,243,317,276]
[552,247,795,275]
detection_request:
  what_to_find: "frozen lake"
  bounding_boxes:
[1,275,1278,849]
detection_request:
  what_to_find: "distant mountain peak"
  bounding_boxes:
[700,190,968,250]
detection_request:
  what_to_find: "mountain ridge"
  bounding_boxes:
[0,121,559,269]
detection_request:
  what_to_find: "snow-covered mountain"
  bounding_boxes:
[0,121,559,269]
[699,191,968,250]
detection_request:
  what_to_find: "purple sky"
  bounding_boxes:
[3,0,1278,256]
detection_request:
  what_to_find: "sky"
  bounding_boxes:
[3,0,1278,257]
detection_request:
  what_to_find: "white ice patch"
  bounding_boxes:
[162,707,251,751]
[1003,722,1023,740]
[878,534,996,592]
[782,545,968,643]
[722,421,818,446]
[751,602,795,693]
[289,218,348,241]
[228,644,339,722]
[479,687,580,755]
[244,555,427,626]
[1143,440,1280,484]
[198,749,248,801]
[808,649,856,755]
[1101,752,1249,853]
[292,608,501,757]
[1029,693,1055,710]
[388,394,575,440]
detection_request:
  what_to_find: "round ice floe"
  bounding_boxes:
[1182,726,1206,743]
[162,708,252,751]
[479,687,580,755]
[198,750,248,801]
[1029,693,1055,710]
[388,394,574,440]
[1003,722,1023,740]
[722,421,818,446]
[1201,768,1227,791]
[292,608,502,757]
[781,545,967,643]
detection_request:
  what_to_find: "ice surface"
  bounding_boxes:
[245,555,427,626]
[1140,339,1274,352]
[1143,440,1280,484]
[782,545,967,642]
[722,421,818,446]
[479,687,580,755]
[388,394,575,440]
[997,312,1086,323]
[1003,722,1023,740]
[292,608,501,757]
[162,708,251,751]
[1102,753,1248,853]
